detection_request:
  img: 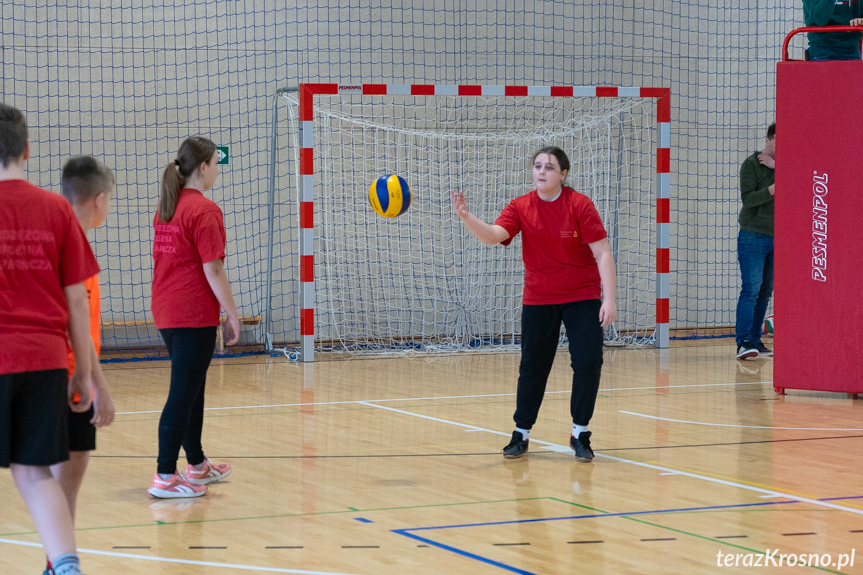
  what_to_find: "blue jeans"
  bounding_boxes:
[735,230,774,346]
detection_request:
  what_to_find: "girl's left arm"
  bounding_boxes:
[203,258,240,345]
[588,238,618,327]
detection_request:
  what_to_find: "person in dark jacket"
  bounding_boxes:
[735,123,775,360]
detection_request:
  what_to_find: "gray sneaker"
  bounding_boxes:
[736,340,759,360]
[754,342,773,357]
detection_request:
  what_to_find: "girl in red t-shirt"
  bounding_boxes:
[451,146,618,463]
[148,137,239,499]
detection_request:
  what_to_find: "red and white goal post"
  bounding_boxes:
[283,83,670,362]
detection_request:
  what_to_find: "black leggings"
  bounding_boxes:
[513,299,603,430]
[157,327,217,475]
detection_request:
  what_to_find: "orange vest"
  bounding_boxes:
[67,274,100,377]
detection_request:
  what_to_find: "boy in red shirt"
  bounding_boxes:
[451,146,618,463]
[0,104,102,575]
[40,156,117,575]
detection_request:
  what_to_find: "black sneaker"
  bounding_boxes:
[754,342,773,357]
[736,340,759,360]
[570,431,594,462]
[502,431,528,458]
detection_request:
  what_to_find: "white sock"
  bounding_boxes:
[516,427,530,440]
[159,473,174,480]
[573,424,588,438]
[52,553,81,575]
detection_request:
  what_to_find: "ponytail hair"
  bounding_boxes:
[158,136,217,222]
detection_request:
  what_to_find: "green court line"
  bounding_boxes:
[0,497,550,537]
[549,497,846,575]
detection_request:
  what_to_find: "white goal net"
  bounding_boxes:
[281,90,658,356]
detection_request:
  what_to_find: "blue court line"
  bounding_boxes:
[821,495,863,502]
[394,529,536,575]
[391,494,863,574]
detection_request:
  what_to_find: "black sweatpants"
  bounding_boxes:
[513,299,603,430]
[156,327,217,475]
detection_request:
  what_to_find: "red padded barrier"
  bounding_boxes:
[774,60,863,394]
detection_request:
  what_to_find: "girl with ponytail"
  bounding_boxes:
[148,136,239,499]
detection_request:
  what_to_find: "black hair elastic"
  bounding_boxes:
[174,159,180,166]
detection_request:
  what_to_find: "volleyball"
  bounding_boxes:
[369,174,412,218]
[763,314,774,336]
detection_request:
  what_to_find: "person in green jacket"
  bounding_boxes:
[803,0,863,61]
[735,123,775,360]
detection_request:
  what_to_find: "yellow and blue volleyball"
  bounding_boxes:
[369,174,412,218]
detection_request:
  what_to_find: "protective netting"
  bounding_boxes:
[279,92,657,355]
[4,2,798,359]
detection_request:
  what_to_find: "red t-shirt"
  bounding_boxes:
[0,179,100,374]
[67,275,100,377]
[494,187,607,305]
[151,188,226,329]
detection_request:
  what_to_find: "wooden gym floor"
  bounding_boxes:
[2,338,862,574]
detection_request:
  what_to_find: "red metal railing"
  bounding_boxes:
[782,25,863,61]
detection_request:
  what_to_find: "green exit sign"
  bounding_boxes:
[216,146,230,165]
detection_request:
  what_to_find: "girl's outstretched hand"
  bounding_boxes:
[450,190,470,218]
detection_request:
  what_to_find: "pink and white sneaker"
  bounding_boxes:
[184,458,231,485]
[148,473,207,499]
